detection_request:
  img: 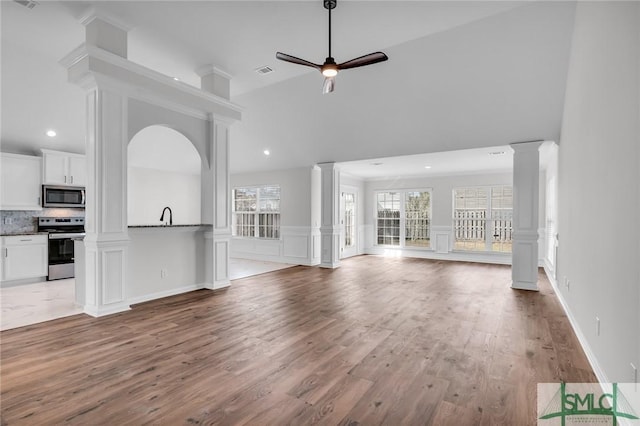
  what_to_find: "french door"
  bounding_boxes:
[340,190,357,259]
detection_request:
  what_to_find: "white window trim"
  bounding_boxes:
[232,184,281,240]
[374,188,433,250]
[451,185,512,253]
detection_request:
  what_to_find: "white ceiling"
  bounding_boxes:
[1,0,576,177]
[339,145,514,179]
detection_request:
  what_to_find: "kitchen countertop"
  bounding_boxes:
[128,224,205,228]
[0,232,49,237]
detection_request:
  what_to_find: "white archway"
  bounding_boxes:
[128,125,202,226]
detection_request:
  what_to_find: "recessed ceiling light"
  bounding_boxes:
[263,149,270,156]
[488,151,506,156]
[371,162,383,166]
[46,130,56,137]
[173,77,180,81]
[424,165,432,169]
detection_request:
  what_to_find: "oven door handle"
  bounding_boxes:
[48,233,86,240]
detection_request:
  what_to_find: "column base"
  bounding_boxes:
[203,280,231,290]
[511,281,539,291]
[319,261,340,269]
[84,301,131,317]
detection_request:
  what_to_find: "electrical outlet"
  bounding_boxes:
[160,269,167,279]
[595,316,600,336]
[3,217,12,225]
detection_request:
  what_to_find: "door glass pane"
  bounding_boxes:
[405,191,430,248]
[344,193,355,248]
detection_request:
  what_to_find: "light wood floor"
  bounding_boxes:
[0,256,596,425]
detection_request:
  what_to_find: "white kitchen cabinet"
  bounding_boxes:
[42,149,86,186]
[0,153,42,211]
[1,235,48,281]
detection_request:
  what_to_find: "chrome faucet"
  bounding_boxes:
[160,206,173,226]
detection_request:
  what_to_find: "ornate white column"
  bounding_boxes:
[198,65,233,289]
[203,118,232,289]
[82,86,131,315]
[510,140,544,291]
[318,162,341,268]
[60,13,132,316]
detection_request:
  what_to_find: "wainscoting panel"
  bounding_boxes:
[231,226,320,266]
[431,226,452,254]
[283,235,309,259]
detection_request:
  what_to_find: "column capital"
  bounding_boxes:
[197,64,232,100]
[317,161,340,171]
[79,8,130,58]
[510,139,545,152]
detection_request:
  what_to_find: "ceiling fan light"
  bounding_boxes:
[322,67,338,77]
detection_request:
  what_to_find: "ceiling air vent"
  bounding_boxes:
[255,66,274,75]
[13,0,38,9]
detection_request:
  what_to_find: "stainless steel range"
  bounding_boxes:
[38,217,85,280]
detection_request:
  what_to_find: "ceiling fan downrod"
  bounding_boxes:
[325,0,336,59]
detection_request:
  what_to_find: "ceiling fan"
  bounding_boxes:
[276,0,388,94]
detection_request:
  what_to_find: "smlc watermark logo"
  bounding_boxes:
[538,383,640,425]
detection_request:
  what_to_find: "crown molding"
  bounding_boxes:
[60,44,243,122]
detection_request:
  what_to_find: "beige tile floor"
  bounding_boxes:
[1,259,295,331]
[0,279,83,331]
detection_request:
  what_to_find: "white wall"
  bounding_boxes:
[127,227,206,303]
[230,167,319,265]
[557,1,639,383]
[128,166,201,225]
[363,172,515,263]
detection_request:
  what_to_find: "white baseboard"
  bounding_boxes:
[0,276,47,288]
[364,246,512,265]
[128,283,205,306]
[543,265,610,385]
[230,251,316,266]
[83,302,131,318]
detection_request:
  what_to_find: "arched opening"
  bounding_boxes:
[128,125,202,226]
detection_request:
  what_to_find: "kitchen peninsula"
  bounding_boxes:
[75,224,215,310]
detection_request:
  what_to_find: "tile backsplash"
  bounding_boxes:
[1,209,84,235]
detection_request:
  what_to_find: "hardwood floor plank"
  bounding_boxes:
[0,256,597,425]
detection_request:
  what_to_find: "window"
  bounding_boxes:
[376,190,431,248]
[232,185,280,239]
[453,186,512,252]
[376,192,401,245]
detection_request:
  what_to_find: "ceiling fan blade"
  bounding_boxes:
[322,77,335,94]
[276,52,321,70]
[338,52,388,70]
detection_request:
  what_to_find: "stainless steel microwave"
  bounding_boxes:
[42,185,85,208]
